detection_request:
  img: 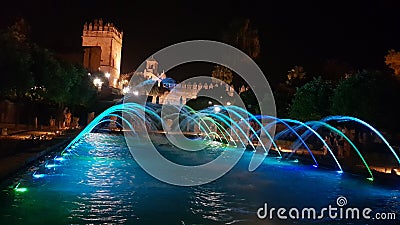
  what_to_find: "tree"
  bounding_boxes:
[30,45,67,104]
[321,59,353,82]
[0,18,98,126]
[187,83,233,111]
[8,18,30,42]
[331,70,400,130]
[274,66,308,117]
[286,65,307,87]
[211,65,233,84]
[0,20,33,100]
[211,19,261,86]
[273,84,293,117]
[0,19,97,107]
[385,49,400,76]
[186,96,214,111]
[289,77,333,121]
[223,18,260,59]
[240,89,260,115]
[64,63,97,108]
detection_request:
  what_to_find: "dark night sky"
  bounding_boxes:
[1,0,400,84]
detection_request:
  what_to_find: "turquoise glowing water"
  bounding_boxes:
[0,133,399,224]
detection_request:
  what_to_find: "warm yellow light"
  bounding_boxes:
[105,72,111,78]
[122,86,130,94]
[226,102,231,106]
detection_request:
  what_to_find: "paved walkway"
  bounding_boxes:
[0,129,79,181]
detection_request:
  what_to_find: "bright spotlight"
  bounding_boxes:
[93,78,103,87]
[15,187,28,193]
[133,91,139,96]
[214,105,221,113]
[122,86,130,94]
[226,101,231,106]
[105,72,111,79]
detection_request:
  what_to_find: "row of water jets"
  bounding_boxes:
[27,103,400,186]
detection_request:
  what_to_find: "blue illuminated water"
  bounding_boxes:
[0,133,399,224]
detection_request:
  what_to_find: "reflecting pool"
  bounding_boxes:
[0,133,399,224]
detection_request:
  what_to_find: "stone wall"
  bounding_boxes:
[83,46,101,72]
[0,101,22,124]
[153,81,235,105]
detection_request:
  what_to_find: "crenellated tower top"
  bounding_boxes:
[83,18,123,42]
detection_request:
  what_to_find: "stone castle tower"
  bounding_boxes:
[82,19,123,88]
[145,57,158,76]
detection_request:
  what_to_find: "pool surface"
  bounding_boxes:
[0,133,399,224]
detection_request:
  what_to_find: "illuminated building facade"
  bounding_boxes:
[82,19,123,88]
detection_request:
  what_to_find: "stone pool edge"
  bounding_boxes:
[0,131,79,182]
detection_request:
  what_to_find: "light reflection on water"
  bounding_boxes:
[0,133,399,225]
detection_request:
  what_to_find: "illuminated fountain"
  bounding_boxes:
[23,102,400,185]
[3,102,400,225]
